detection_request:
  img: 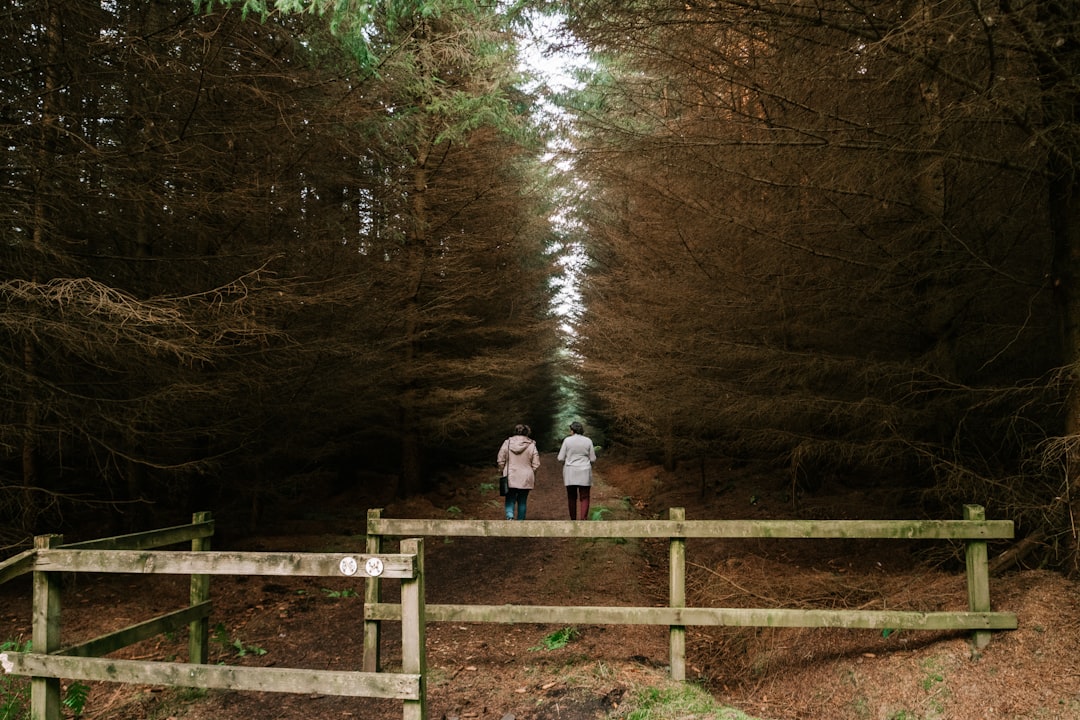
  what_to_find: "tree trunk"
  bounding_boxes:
[21,0,63,529]
[1049,165,1080,576]
[1036,0,1080,576]
[398,123,432,498]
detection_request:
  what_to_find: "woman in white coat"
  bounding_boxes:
[557,421,596,520]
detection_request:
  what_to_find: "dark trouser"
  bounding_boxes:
[505,488,529,520]
[566,485,591,520]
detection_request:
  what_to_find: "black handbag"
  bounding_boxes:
[499,436,510,496]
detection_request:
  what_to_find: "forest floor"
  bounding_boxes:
[1,452,1079,720]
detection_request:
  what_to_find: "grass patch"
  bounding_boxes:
[530,627,579,651]
[918,658,945,692]
[321,587,358,598]
[0,639,31,720]
[614,683,762,720]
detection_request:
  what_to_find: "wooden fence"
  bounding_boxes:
[364,504,1017,681]
[0,513,428,720]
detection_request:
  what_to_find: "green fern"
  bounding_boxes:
[62,682,91,717]
[211,623,267,657]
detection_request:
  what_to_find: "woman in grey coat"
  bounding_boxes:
[557,421,596,520]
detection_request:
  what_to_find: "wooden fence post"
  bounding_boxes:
[31,534,63,720]
[363,509,383,672]
[669,508,686,681]
[189,511,212,665]
[964,504,992,650]
[400,538,427,720]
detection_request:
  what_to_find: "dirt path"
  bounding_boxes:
[419,451,667,644]
[506,448,573,520]
[360,452,669,720]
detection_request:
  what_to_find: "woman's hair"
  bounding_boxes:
[570,421,584,434]
[514,423,531,436]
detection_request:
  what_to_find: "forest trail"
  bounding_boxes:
[510,447,571,520]
[418,450,667,637]
[1,453,1078,720]
[386,449,673,720]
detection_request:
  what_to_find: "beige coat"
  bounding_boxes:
[498,435,541,489]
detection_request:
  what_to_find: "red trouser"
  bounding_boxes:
[566,485,591,520]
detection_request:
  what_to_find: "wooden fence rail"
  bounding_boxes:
[0,513,428,720]
[364,504,1016,681]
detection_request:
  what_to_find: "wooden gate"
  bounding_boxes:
[364,505,1016,681]
[0,513,428,720]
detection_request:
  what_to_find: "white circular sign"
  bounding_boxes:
[338,556,358,576]
[364,557,385,577]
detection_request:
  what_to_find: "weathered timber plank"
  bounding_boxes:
[32,535,63,720]
[669,508,687,682]
[363,511,383,673]
[0,550,36,585]
[190,511,212,665]
[60,521,215,551]
[34,550,416,579]
[0,653,421,700]
[366,602,1017,630]
[56,602,212,658]
[367,517,1014,540]
[400,538,427,720]
[965,504,993,649]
